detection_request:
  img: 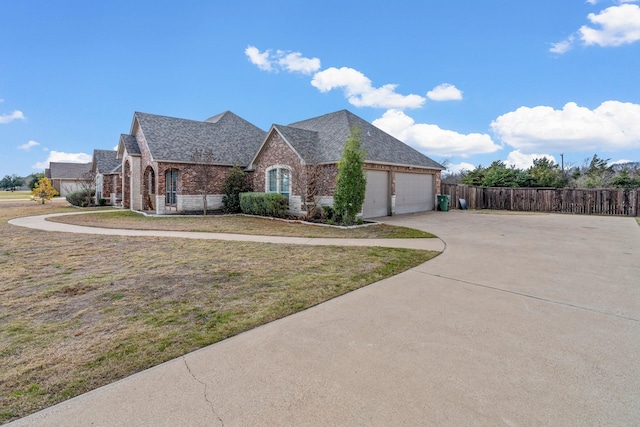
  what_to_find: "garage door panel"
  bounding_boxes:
[363,171,389,218]
[395,173,434,214]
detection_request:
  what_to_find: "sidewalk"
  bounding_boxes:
[8,211,446,251]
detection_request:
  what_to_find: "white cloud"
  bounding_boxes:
[277,51,321,75]
[245,45,321,74]
[444,162,476,175]
[32,150,92,170]
[580,4,640,46]
[426,83,463,101]
[505,150,557,170]
[550,35,576,54]
[0,110,26,124]
[373,109,501,157]
[245,46,273,71]
[18,140,40,151]
[611,158,633,165]
[247,46,427,109]
[311,67,425,109]
[552,4,640,53]
[491,101,640,153]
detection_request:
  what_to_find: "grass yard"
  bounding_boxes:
[47,209,437,238]
[0,191,34,200]
[0,202,439,423]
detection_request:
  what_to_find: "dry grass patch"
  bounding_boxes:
[47,210,436,238]
[0,191,34,200]
[1,202,439,423]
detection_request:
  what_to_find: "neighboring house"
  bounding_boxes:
[45,162,92,197]
[116,109,444,217]
[249,110,444,217]
[117,111,266,212]
[92,149,122,205]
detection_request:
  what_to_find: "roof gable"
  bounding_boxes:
[132,111,266,165]
[118,134,141,159]
[93,149,120,174]
[288,110,444,169]
[48,162,92,179]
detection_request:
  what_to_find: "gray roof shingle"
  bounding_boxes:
[134,111,266,165]
[286,110,444,169]
[93,149,120,174]
[48,162,92,179]
[120,134,141,156]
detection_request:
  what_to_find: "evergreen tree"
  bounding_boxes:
[333,125,367,225]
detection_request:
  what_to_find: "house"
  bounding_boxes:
[92,149,122,205]
[46,162,92,197]
[117,111,266,212]
[115,109,444,217]
[249,110,444,217]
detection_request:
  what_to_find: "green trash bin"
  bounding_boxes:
[437,195,450,212]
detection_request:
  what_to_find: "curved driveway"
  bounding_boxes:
[8,211,640,426]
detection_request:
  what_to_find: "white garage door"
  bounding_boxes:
[395,173,434,214]
[363,170,390,218]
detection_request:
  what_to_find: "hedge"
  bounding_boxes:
[240,192,288,217]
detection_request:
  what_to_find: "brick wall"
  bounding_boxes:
[252,132,340,214]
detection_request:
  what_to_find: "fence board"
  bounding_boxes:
[441,185,639,216]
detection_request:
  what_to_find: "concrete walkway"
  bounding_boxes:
[8,211,445,251]
[7,211,640,426]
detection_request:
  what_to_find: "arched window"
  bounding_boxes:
[165,169,178,206]
[266,166,290,202]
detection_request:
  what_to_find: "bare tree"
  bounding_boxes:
[78,169,97,207]
[190,148,217,215]
[290,157,334,219]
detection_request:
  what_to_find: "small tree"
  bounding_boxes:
[190,148,217,215]
[290,156,333,219]
[222,165,251,213]
[31,177,58,204]
[528,157,563,188]
[333,125,366,225]
[77,170,97,207]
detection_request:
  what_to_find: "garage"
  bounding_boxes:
[363,170,390,218]
[395,173,434,214]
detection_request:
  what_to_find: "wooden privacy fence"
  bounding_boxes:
[441,185,640,216]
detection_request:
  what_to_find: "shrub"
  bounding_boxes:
[98,198,108,206]
[222,165,252,213]
[66,189,95,207]
[240,192,288,217]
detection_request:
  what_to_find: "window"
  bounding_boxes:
[165,169,178,206]
[267,167,290,202]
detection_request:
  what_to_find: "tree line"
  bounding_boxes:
[444,155,640,189]
[0,173,46,191]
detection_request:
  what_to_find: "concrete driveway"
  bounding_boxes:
[8,211,640,426]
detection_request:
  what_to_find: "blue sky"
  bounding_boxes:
[1,0,639,178]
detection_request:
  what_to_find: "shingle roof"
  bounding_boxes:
[133,111,266,165]
[272,125,320,162]
[286,110,444,169]
[93,149,120,174]
[48,162,92,179]
[120,134,140,156]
